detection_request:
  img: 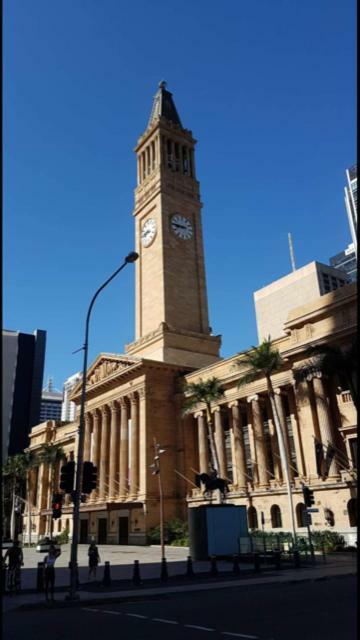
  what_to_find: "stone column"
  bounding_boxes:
[286,385,306,477]
[83,413,91,462]
[247,395,269,487]
[292,380,318,478]
[274,390,293,477]
[99,406,110,501]
[312,375,340,477]
[109,401,119,500]
[130,393,139,497]
[119,397,129,498]
[230,402,247,489]
[214,408,227,478]
[265,397,282,481]
[91,409,101,499]
[196,411,209,474]
[138,389,146,496]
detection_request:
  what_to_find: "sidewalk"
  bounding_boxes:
[2,553,356,613]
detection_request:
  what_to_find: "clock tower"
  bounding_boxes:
[125,81,221,367]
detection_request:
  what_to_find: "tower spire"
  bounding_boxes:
[147,80,183,129]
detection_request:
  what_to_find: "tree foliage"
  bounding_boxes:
[236,337,284,388]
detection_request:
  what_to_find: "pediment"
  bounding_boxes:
[70,353,140,397]
[86,354,139,386]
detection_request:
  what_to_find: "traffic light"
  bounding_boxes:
[52,493,63,519]
[60,460,75,493]
[82,462,97,494]
[303,486,315,507]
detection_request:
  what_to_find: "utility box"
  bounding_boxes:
[188,504,249,560]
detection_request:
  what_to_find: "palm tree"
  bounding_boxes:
[2,454,28,540]
[22,449,39,546]
[235,337,297,542]
[38,443,66,537]
[305,339,357,410]
[183,377,224,474]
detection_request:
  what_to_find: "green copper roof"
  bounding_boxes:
[147,80,183,129]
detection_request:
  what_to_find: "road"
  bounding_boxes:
[3,575,356,640]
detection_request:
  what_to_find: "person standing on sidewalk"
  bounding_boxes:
[44,544,61,602]
[88,541,100,580]
[4,541,23,595]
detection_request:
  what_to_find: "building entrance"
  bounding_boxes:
[80,519,88,543]
[98,518,107,544]
[118,516,129,544]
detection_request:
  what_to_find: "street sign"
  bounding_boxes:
[306,508,319,513]
[304,513,312,525]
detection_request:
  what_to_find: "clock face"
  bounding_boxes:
[141,218,157,247]
[171,214,193,240]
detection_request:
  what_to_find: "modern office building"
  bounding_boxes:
[61,372,82,422]
[2,329,46,461]
[344,164,357,256]
[40,377,63,421]
[254,261,349,342]
[330,242,357,282]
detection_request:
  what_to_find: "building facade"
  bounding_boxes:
[40,378,63,421]
[2,329,46,462]
[344,164,357,257]
[61,372,82,422]
[254,261,349,342]
[330,242,357,283]
[25,85,357,545]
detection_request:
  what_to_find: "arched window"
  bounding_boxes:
[248,506,258,530]
[271,505,282,528]
[324,508,335,527]
[348,498,357,527]
[296,503,307,527]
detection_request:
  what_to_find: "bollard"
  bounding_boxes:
[132,560,141,586]
[232,554,240,575]
[210,556,218,577]
[186,556,194,578]
[322,541,327,564]
[253,552,261,572]
[274,550,281,571]
[2,562,7,594]
[293,549,301,569]
[36,562,44,592]
[68,561,80,589]
[160,557,168,582]
[310,544,316,565]
[102,561,111,586]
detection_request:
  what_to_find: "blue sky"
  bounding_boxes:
[4,0,356,389]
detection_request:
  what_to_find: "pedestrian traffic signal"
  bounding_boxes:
[52,493,63,519]
[60,460,75,493]
[82,462,97,494]
[302,486,315,507]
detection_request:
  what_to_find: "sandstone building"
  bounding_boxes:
[25,83,357,546]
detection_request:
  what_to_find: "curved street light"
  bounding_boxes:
[68,251,138,600]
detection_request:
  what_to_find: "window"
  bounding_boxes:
[270,505,282,528]
[241,415,253,480]
[347,498,357,527]
[296,503,307,527]
[248,506,258,530]
[223,420,233,482]
[324,508,335,527]
[262,409,274,479]
[349,438,357,468]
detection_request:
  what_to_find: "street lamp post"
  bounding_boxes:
[67,251,138,600]
[151,439,166,562]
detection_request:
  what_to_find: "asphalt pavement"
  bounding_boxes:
[3,574,357,640]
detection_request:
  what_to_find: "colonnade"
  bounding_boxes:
[83,391,143,502]
[194,377,341,490]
